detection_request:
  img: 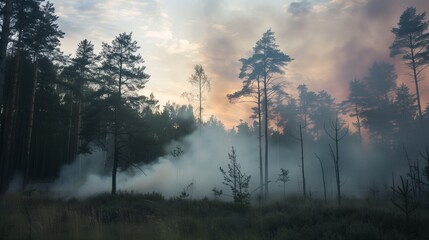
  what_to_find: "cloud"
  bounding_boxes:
[288,0,313,16]
[53,0,200,56]
[51,0,429,129]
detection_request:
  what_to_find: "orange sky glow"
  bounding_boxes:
[51,0,429,130]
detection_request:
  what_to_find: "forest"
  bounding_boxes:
[1,0,429,239]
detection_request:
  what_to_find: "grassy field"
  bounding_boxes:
[1,192,429,240]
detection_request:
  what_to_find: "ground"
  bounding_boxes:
[1,192,429,240]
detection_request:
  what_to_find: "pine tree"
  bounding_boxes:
[182,64,210,130]
[340,79,367,144]
[219,147,251,206]
[227,56,264,196]
[393,84,417,143]
[232,29,292,198]
[360,62,397,144]
[100,32,149,195]
[0,0,43,193]
[390,7,429,118]
[0,0,13,110]
[61,39,98,162]
[23,1,64,186]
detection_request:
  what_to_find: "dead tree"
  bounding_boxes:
[299,124,306,197]
[289,124,307,198]
[314,153,327,203]
[325,115,347,206]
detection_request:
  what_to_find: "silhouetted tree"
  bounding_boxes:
[100,32,150,195]
[325,114,347,206]
[219,146,251,206]
[182,64,210,130]
[21,1,64,186]
[390,7,429,118]
[275,98,300,136]
[228,57,264,195]
[0,0,13,109]
[361,62,397,145]
[31,57,69,180]
[61,39,98,162]
[340,79,367,144]
[314,153,327,203]
[276,168,289,198]
[393,84,417,142]
[297,84,317,127]
[299,124,306,197]
[246,29,292,198]
[0,0,14,192]
[0,0,43,192]
[235,120,253,139]
[391,176,418,240]
[310,90,336,138]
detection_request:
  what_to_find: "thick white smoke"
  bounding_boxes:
[50,125,412,200]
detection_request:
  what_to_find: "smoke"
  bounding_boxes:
[48,122,415,201]
[51,126,291,199]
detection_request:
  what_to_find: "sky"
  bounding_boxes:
[50,0,429,129]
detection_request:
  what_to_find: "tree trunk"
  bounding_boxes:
[66,95,73,163]
[300,125,306,197]
[0,0,13,110]
[409,36,422,119]
[315,153,327,203]
[7,38,23,189]
[257,77,263,195]
[355,105,362,144]
[24,57,39,187]
[112,108,118,195]
[335,118,341,206]
[0,0,13,193]
[112,57,123,195]
[75,70,84,174]
[199,75,202,131]
[263,73,269,199]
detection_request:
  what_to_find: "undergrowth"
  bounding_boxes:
[1,192,429,240]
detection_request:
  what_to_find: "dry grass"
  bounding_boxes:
[1,192,429,240]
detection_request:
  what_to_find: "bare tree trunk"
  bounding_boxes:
[409,36,422,118]
[112,60,123,195]
[335,120,341,206]
[75,70,84,174]
[326,116,345,206]
[24,57,39,187]
[4,5,27,189]
[199,75,202,131]
[263,74,269,199]
[112,107,118,195]
[0,0,13,193]
[300,125,306,197]
[65,92,74,164]
[257,77,263,195]
[315,153,327,203]
[0,0,13,110]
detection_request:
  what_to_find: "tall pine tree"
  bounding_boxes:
[100,32,149,195]
[390,7,429,118]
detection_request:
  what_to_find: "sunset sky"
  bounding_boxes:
[50,0,429,129]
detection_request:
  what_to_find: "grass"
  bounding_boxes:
[1,192,429,240]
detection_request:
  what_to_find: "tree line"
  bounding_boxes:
[227,7,429,201]
[0,1,428,201]
[0,0,198,193]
